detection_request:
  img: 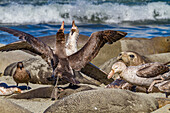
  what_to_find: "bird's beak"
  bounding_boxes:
[72,20,76,28]
[59,21,65,32]
[71,20,76,35]
[107,69,114,79]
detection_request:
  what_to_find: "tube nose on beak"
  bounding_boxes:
[107,69,114,79]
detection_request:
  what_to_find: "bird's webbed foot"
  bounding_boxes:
[148,79,164,92]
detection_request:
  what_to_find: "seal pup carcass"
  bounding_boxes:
[0,87,21,95]
[0,22,127,99]
[13,62,31,90]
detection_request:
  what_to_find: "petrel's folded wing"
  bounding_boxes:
[68,30,127,71]
[0,27,57,67]
[136,62,169,78]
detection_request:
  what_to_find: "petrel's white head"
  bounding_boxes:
[107,62,127,79]
[69,20,79,40]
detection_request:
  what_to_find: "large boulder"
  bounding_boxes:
[151,104,170,113]
[92,36,170,66]
[0,44,34,74]
[0,98,31,113]
[44,89,158,113]
[146,53,170,63]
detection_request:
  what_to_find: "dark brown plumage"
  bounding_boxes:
[0,22,127,99]
[13,62,31,90]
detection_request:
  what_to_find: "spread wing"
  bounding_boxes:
[0,40,42,55]
[68,30,127,71]
[136,62,169,78]
[0,27,57,67]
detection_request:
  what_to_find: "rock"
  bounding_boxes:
[156,98,170,108]
[44,89,158,113]
[10,87,53,99]
[57,84,94,99]
[151,104,170,113]
[0,98,31,113]
[0,44,34,74]
[99,57,117,75]
[146,53,170,63]
[92,36,170,66]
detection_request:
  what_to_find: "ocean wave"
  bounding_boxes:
[0,1,170,24]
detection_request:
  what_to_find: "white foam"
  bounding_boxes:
[0,2,170,24]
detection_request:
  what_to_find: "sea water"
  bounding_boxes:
[0,0,169,44]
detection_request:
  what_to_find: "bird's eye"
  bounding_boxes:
[129,54,135,58]
[119,53,122,56]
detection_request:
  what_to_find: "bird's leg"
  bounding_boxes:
[51,75,59,100]
[16,83,18,87]
[165,92,169,98]
[145,87,149,94]
[121,82,132,90]
[148,79,164,92]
